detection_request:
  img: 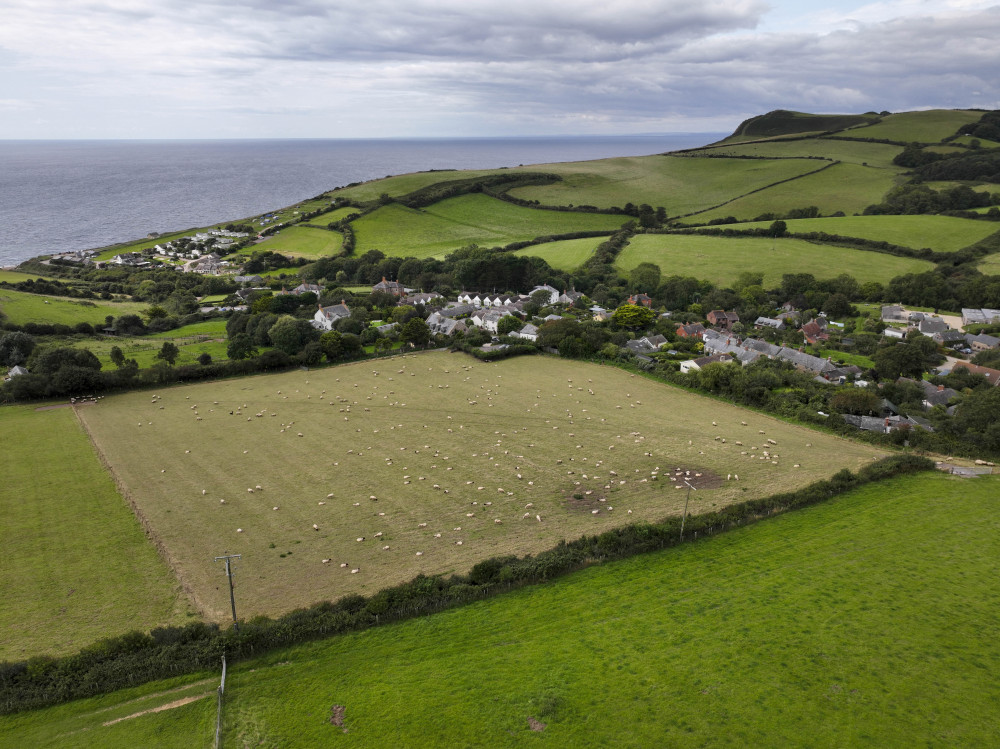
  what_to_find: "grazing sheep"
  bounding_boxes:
[313,524,319,530]
[494,519,502,524]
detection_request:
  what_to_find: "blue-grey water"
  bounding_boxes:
[0,135,721,267]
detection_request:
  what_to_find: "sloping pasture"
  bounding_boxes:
[0,288,147,326]
[836,109,982,143]
[698,138,903,167]
[255,225,344,259]
[513,236,606,270]
[615,234,934,287]
[76,351,882,622]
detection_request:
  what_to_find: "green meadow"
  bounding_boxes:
[352,194,625,258]
[0,270,59,283]
[335,169,503,202]
[616,234,933,287]
[702,138,903,167]
[693,162,898,222]
[514,236,606,270]
[0,405,192,661]
[839,109,982,143]
[978,253,1000,275]
[704,214,1000,253]
[255,225,344,259]
[507,155,821,215]
[303,206,360,226]
[5,471,997,747]
[0,288,147,326]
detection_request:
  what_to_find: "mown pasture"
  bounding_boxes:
[615,234,933,287]
[506,155,821,215]
[978,252,1000,275]
[72,337,232,370]
[0,270,59,283]
[701,214,1000,253]
[693,162,897,222]
[75,351,882,623]
[513,236,605,270]
[0,405,192,661]
[837,109,982,144]
[351,194,625,258]
[6,471,997,747]
[700,138,903,168]
[303,206,360,226]
[0,288,147,326]
[255,225,343,259]
[334,169,503,203]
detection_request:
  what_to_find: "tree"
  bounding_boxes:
[0,331,36,367]
[110,346,126,369]
[769,220,788,237]
[497,315,523,336]
[227,332,257,361]
[400,318,431,347]
[829,388,882,415]
[156,341,180,365]
[629,262,661,292]
[267,315,318,356]
[197,352,213,366]
[612,303,655,329]
[113,314,146,336]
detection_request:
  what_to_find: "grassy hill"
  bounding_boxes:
[0,288,147,327]
[697,215,1000,253]
[254,225,344,259]
[836,109,983,144]
[514,236,606,271]
[352,194,625,258]
[4,470,996,747]
[725,109,881,140]
[615,234,934,287]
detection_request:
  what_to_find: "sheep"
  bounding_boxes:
[322,559,331,564]
[536,515,541,522]
[356,537,364,542]
[237,528,243,533]
[351,569,360,574]
[313,524,319,530]
[255,485,262,491]
[494,519,502,524]
[415,551,423,556]
[201,489,206,495]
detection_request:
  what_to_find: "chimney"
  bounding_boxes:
[938,384,944,391]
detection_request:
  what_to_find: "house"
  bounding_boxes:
[313,302,351,331]
[883,327,906,340]
[842,414,925,433]
[918,318,950,336]
[530,285,560,304]
[372,277,405,297]
[439,304,476,319]
[627,293,653,308]
[470,308,513,333]
[512,323,539,342]
[882,305,906,322]
[233,275,263,285]
[402,292,442,306]
[641,334,668,349]
[426,311,468,336]
[676,323,705,339]
[290,283,323,297]
[966,332,1000,351]
[6,365,29,380]
[702,331,763,366]
[754,316,785,330]
[933,329,966,347]
[776,348,838,376]
[680,354,732,373]
[706,309,739,331]
[800,319,829,344]
[374,322,398,335]
[591,306,610,322]
[951,362,1000,386]
[557,288,585,306]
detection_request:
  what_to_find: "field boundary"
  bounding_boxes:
[71,404,208,618]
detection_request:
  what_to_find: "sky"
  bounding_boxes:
[0,0,997,139]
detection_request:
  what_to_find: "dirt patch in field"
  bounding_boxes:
[101,693,211,726]
[527,717,546,732]
[563,492,607,512]
[663,467,724,490]
[330,704,348,732]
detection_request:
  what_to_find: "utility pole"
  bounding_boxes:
[214,554,242,632]
[679,479,696,541]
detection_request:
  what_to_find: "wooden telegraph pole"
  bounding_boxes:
[214,554,242,632]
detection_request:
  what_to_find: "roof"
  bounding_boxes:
[951,362,1000,386]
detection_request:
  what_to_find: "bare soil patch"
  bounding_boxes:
[330,704,348,732]
[527,716,547,732]
[101,693,211,726]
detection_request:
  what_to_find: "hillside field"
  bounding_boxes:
[514,236,605,270]
[255,225,343,259]
[4,471,997,747]
[615,234,934,287]
[351,195,624,258]
[0,288,147,326]
[506,155,822,215]
[700,138,903,167]
[836,109,982,144]
[693,162,897,222]
[703,215,1000,253]
[75,351,883,623]
[0,405,192,661]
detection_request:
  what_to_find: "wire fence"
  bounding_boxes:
[214,655,227,749]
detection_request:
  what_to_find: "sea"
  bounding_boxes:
[0,134,722,268]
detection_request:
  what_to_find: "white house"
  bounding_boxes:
[512,323,539,342]
[313,302,351,331]
[530,284,560,304]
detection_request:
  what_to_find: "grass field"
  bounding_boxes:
[513,237,606,270]
[978,253,1000,275]
[693,162,899,222]
[839,110,982,144]
[334,169,503,203]
[147,320,229,338]
[702,214,1000,253]
[6,470,998,747]
[0,405,192,661]
[75,351,883,623]
[506,155,822,215]
[699,138,903,167]
[615,234,934,287]
[0,288,147,326]
[255,226,343,259]
[303,206,362,226]
[817,349,876,368]
[70,337,232,370]
[352,194,626,258]
[0,269,59,283]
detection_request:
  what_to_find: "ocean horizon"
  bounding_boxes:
[0,134,723,267]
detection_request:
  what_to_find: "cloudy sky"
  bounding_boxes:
[1,0,997,139]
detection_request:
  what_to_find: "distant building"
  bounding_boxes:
[313,302,351,331]
[373,277,406,297]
